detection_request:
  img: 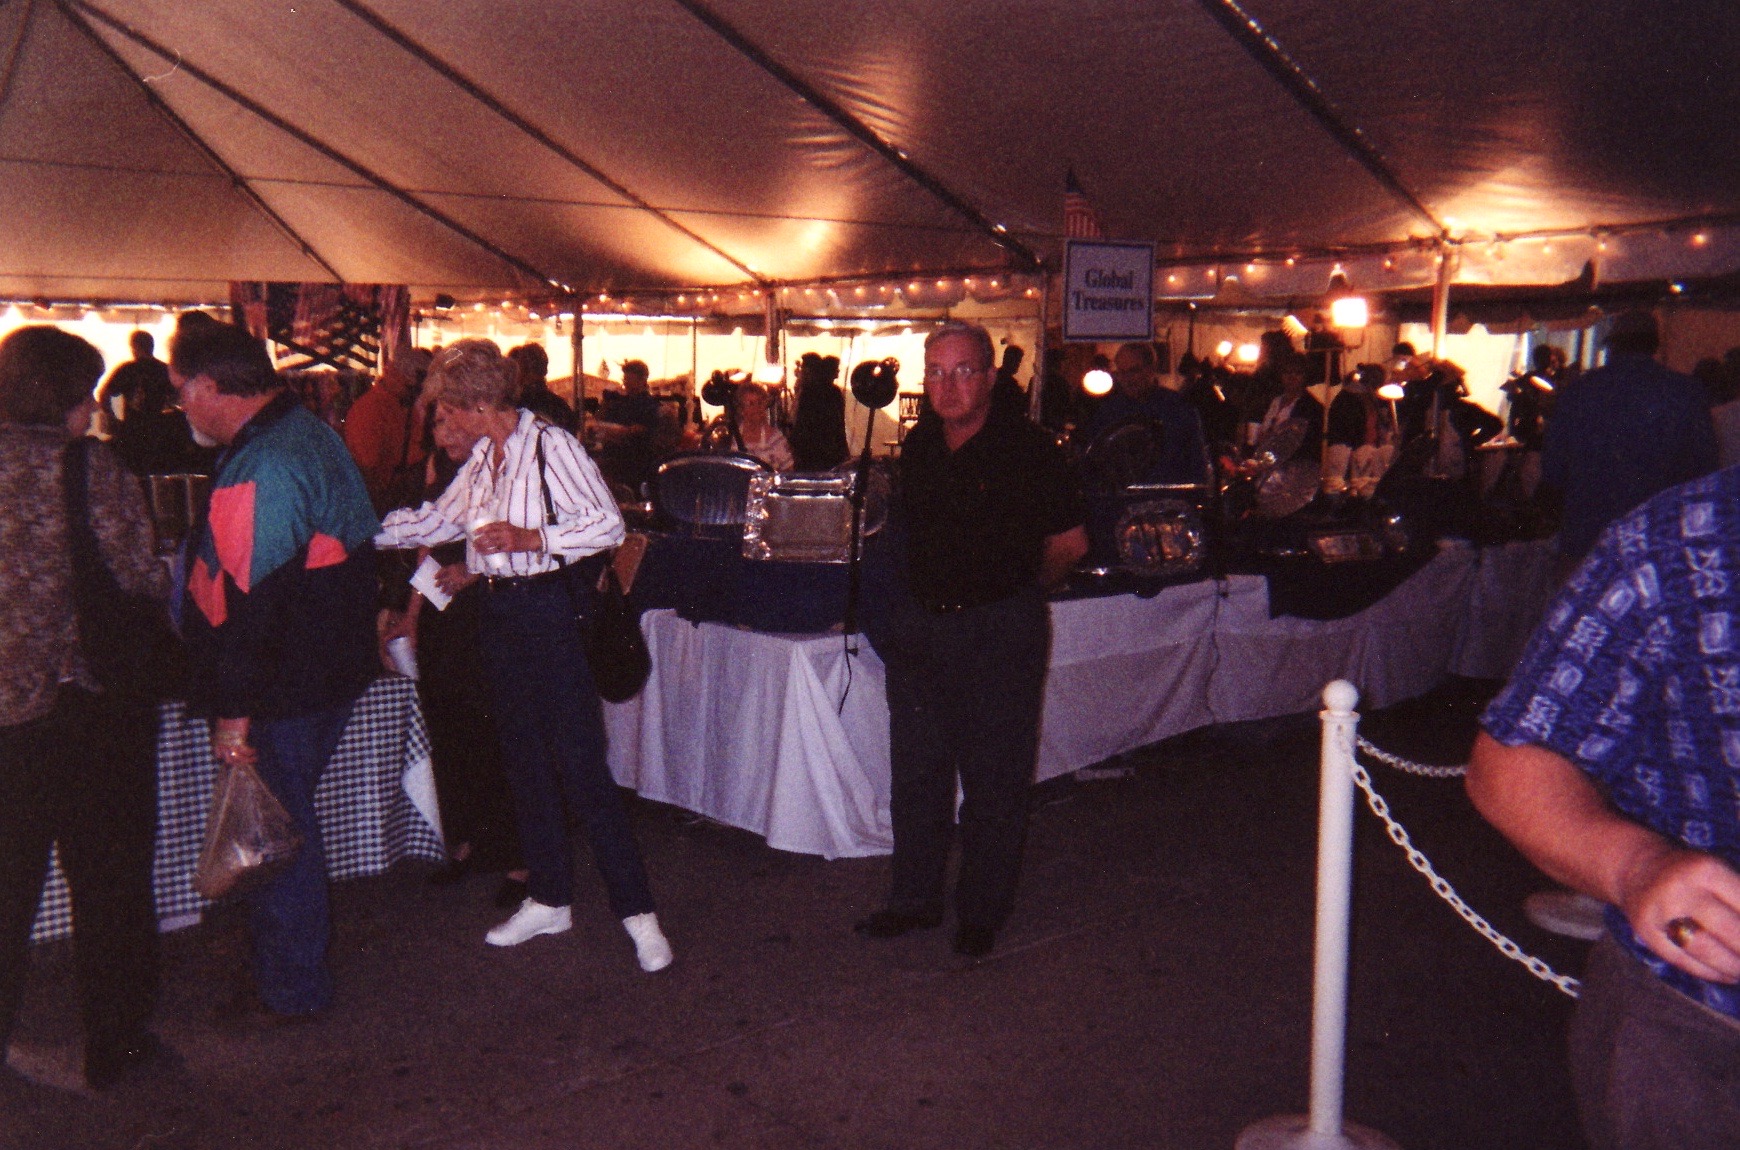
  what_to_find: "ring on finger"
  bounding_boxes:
[1666,916,1703,949]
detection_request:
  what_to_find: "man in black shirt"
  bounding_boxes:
[856,322,1087,957]
[101,330,208,475]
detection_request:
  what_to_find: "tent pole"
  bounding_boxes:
[1195,0,1445,241]
[1029,273,1048,422]
[1430,245,1453,358]
[571,298,586,442]
[673,0,1039,271]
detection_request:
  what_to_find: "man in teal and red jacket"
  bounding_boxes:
[171,315,379,1022]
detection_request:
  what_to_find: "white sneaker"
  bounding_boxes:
[623,912,673,972]
[486,899,571,947]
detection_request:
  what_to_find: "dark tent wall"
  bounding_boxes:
[1,0,1736,305]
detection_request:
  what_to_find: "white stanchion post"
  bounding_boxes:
[1236,681,1401,1150]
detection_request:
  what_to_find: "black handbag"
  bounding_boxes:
[60,438,189,705]
[584,562,652,704]
[535,430,651,703]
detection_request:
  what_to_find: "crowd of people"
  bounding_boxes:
[5,305,1740,1148]
[0,313,1079,1091]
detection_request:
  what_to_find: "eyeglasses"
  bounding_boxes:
[922,364,988,384]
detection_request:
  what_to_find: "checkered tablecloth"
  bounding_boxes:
[30,677,444,944]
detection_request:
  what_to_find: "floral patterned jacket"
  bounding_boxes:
[0,424,165,726]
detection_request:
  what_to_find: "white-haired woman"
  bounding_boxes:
[731,383,793,472]
[377,339,670,972]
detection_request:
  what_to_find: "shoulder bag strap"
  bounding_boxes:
[59,438,123,639]
[533,426,565,570]
[60,438,103,587]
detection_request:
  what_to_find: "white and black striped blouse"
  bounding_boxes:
[375,410,623,576]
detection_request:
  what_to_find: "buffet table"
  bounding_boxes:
[605,538,1558,859]
[30,677,444,944]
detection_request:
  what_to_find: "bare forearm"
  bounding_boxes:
[1466,733,1672,906]
[1468,732,1740,982]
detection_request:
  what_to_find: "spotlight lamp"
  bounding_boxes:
[1330,296,1369,329]
[1327,271,1369,329]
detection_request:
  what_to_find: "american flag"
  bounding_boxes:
[229,282,409,372]
[1064,168,1105,239]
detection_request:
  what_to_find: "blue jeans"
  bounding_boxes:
[477,576,654,919]
[247,702,355,1016]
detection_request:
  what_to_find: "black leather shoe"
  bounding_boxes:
[853,909,944,939]
[85,1032,169,1090]
[426,856,473,887]
[493,877,529,909]
[953,925,996,958]
[212,989,321,1036]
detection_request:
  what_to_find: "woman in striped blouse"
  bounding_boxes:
[377,340,670,972]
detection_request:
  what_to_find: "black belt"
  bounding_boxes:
[479,568,569,592]
[913,588,1020,615]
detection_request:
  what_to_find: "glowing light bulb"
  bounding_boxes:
[1216,340,1235,358]
[1082,369,1114,396]
[1236,343,1261,364]
[1330,296,1369,329]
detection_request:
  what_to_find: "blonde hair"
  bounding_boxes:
[426,339,516,410]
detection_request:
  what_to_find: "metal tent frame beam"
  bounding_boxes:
[1194,0,1449,241]
[67,0,561,289]
[52,0,343,281]
[331,0,768,288]
[672,0,1042,272]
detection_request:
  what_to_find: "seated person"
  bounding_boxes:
[1253,356,1362,465]
[731,383,792,472]
[1345,363,1399,498]
[509,343,572,431]
[595,360,660,431]
[592,360,663,492]
[1082,341,1209,486]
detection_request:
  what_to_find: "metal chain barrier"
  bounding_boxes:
[1348,757,1582,999]
[1355,735,1467,779]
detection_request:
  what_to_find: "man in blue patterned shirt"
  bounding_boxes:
[1472,467,1740,1150]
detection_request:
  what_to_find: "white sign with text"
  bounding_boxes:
[1063,240,1155,343]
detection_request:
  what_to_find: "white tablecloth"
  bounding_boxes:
[606,539,1558,859]
[605,615,891,859]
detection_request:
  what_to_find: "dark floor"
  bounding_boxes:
[2,678,1590,1150]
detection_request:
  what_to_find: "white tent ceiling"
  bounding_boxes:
[1,0,1736,305]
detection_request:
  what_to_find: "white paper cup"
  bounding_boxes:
[469,518,510,573]
[386,636,419,680]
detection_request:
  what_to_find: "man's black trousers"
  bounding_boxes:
[882,589,1050,933]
